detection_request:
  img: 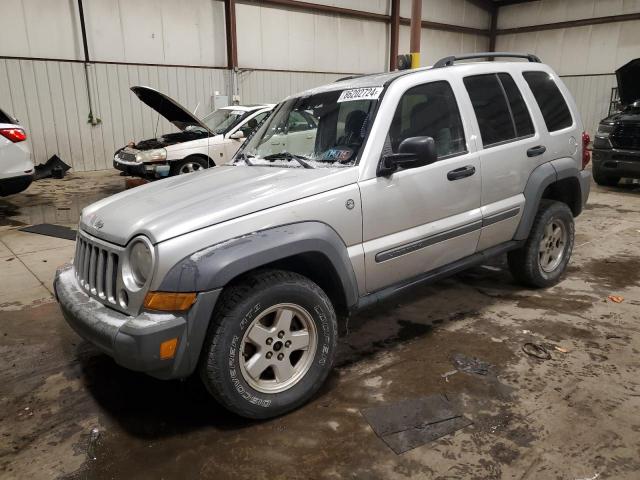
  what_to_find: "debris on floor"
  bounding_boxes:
[450,353,492,375]
[522,342,551,360]
[34,155,71,180]
[607,294,624,303]
[87,427,100,461]
[441,370,458,382]
[125,177,150,189]
[19,223,77,241]
[361,395,472,454]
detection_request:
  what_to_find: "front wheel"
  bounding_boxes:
[171,157,209,176]
[200,270,338,419]
[508,200,575,288]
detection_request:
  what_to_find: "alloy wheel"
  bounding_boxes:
[538,219,567,273]
[239,303,317,394]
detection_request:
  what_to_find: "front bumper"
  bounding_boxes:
[113,157,170,178]
[54,264,221,379]
[0,173,33,196]
[593,148,640,179]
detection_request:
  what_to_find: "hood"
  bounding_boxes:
[616,58,640,106]
[80,166,358,245]
[131,86,212,133]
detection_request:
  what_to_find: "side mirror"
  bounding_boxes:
[229,130,245,140]
[377,136,437,176]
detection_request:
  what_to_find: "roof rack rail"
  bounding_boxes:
[433,52,541,69]
[335,74,365,82]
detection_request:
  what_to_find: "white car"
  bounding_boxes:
[0,108,33,196]
[114,86,273,178]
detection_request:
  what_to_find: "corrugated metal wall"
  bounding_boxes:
[0,0,494,171]
[560,74,618,134]
[0,58,229,171]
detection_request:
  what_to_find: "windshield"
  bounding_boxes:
[203,109,247,134]
[233,88,381,168]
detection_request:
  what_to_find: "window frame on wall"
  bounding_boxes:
[463,72,536,149]
[522,71,574,133]
[386,80,468,163]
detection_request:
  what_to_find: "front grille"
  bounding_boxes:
[610,124,640,150]
[74,234,120,305]
[118,151,138,162]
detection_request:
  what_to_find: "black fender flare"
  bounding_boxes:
[514,159,583,240]
[158,222,360,309]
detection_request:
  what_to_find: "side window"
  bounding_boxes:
[241,112,268,136]
[287,111,313,132]
[498,73,534,137]
[464,73,535,147]
[388,81,466,158]
[523,71,573,132]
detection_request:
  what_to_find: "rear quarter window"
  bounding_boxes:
[522,71,573,132]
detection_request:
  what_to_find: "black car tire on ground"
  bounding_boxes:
[170,156,209,176]
[592,165,620,186]
[508,200,575,288]
[199,269,338,419]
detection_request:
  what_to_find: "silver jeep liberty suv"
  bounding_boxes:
[55,53,591,419]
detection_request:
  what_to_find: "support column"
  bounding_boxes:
[409,0,422,68]
[224,0,238,69]
[489,4,498,56]
[389,0,400,71]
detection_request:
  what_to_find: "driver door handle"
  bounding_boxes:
[447,165,476,181]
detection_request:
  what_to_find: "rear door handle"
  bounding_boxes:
[447,165,476,181]
[527,145,546,157]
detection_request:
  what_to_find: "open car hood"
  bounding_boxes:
[616,59,640,106]
[130,86,212,134]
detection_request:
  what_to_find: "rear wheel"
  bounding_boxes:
[171,157,208,176]
[200,269,338,419]
[592,165,620,186]
[508,200,575,288]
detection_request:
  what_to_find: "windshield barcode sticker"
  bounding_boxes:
[337,87,383,103]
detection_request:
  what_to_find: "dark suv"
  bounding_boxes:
[592,59,640,186]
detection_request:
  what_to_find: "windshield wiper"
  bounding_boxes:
[235,153,255,166]
[262,152,315,169]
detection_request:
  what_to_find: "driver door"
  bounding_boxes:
[359,80,482,292]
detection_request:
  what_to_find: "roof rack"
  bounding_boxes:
[433,52,541,69]
[335,74,365,82]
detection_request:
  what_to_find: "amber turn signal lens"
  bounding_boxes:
[160,338,178,360]
[143,292,197,311]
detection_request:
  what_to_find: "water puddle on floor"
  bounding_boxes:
[0,173,126,227]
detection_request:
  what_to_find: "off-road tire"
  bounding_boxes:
[199,269,338,419]
[592,165,620,187]
[508,200,575,288]
[170,156,209,176]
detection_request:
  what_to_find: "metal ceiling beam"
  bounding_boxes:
[242,0,389,22]
[497,12,640,34]
[245,0,490,35]
[399,17,490,36]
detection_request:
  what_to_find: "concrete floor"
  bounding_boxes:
[1,171,639,479]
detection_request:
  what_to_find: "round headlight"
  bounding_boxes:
[129,240,153,287]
